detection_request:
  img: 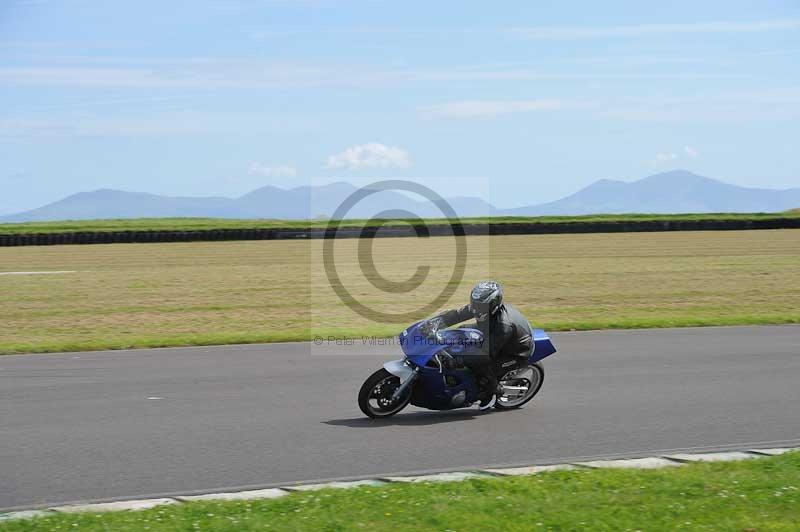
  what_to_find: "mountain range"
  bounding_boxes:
[3,170,799,222]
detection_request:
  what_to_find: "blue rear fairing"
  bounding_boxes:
[529,329,557,363]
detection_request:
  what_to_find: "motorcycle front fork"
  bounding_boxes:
[390,366,420,402]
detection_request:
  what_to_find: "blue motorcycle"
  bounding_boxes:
[358,321,557,418]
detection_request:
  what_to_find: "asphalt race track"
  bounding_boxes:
[2,325,799,511]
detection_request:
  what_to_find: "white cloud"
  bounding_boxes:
[423,99,562,118]
[653,152,679,164]
[683,146,700,158]
[7,170,29,181]
[514,19,800,40]
[0,54,747,91]
[650,145,702,165]
[0,119,76,138]
[0,111,313,138]
[651,147,701,165]
[0,63,554,89]
[248,163,297,178]
[246,19,800,40]
[0,115,213,138]
[326,143,411,170]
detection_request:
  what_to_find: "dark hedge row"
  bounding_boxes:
[1,218,798,246]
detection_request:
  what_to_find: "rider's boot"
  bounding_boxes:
[474,366,499,410]
[478,377,500,410]
[478,394,496,410]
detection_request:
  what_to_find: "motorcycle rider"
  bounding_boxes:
[420,280,533,411]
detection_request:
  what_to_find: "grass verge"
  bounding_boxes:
[1,211,799,234]
[2,314,799,356]
[3,452,799,531]
[1,230,799,355]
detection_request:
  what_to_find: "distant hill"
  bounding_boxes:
[3,170,799,222]
[501,170,800,216]
[0,181,496,221]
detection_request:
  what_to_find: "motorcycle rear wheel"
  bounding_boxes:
[358,368,412,418]
[494,362,544,410]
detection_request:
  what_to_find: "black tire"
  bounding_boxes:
[358,368,412,419]
[494,362,544,410]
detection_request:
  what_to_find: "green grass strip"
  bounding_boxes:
[2,314,799,355]
[3,452,799,531]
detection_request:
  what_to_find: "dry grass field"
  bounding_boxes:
[1,229,798,354]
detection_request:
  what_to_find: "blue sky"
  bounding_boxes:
[1,0,799,215]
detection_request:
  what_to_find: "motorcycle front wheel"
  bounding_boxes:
[358,368,412,418]
[494,362,544,410]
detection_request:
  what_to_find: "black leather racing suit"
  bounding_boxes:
[425,303,533,398]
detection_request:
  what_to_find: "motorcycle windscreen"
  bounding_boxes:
[399,321,442,366]
[529,329,557,363]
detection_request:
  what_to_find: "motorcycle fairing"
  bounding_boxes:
[398,321,484,367]
[410,365,480,410]
[381,358,480,410]
[400,321,557,365]
[529,329,557,363]
[383,359,414,380]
